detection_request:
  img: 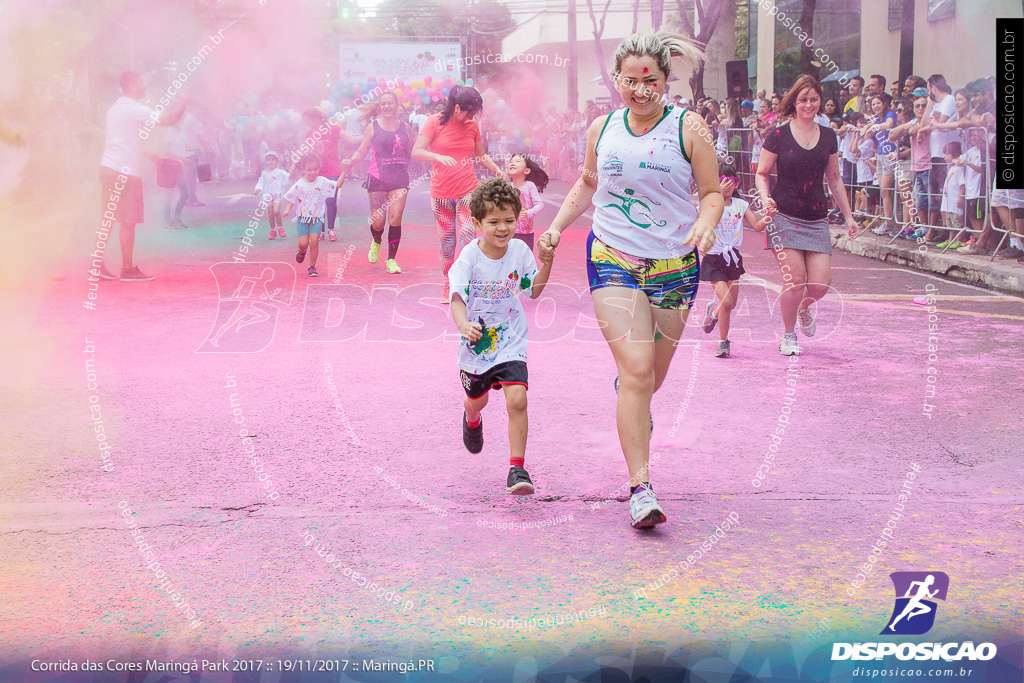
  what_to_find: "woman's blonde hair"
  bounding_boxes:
[357,91,401,125]
[612,32,704,79]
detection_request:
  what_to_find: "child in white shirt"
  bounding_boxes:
[254,151,290,239]
[282,153,343,277]
[506,153,549,252]
[448,178,553,495]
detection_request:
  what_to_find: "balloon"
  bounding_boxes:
[424,75,432,85]
[442,87,450,96]
[456,79,464,86]
[466,78,474,86]
[524,137,532,146]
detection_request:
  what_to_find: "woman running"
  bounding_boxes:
[411,85,503,301]
[755,74,858,356]
[539,32,721,529]
[343,91,412,274]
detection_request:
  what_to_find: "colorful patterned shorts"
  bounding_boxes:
[585,232,699,310]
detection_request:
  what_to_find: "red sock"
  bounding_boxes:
[510,456,525,468]
[466,415,481,428]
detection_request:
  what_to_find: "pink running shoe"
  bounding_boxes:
[268,230,276,240]
[278,227,285,238]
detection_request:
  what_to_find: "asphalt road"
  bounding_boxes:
[1,177,1021,676]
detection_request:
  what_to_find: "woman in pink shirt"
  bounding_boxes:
[411,86,503,300]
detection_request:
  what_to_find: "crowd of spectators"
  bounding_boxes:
[686,72,1020,263]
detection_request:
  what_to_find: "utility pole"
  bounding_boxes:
[568,0,578,111]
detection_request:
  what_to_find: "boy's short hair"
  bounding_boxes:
[944,141,961,157]
[469,177,522,221]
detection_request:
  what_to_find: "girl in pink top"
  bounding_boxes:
[411,86,503,301]
[506,153,549,251]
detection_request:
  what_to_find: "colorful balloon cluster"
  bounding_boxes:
[328,76,476,109]
[229,109,303,139]
[479,88,534,149]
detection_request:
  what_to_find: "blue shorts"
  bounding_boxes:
[296,219,323,238]
[585,232,700,310]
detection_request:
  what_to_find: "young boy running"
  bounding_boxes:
[448,177,553,494]
[282,153,343,277]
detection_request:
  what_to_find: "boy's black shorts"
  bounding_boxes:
[460,361,528,399]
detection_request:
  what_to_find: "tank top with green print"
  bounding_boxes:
[592,106,697,259]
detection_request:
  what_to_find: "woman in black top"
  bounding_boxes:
[755,74,858,356]
[343,91,412,274]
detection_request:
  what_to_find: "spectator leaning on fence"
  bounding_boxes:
[844,76,866,114]
[918,75,957,243]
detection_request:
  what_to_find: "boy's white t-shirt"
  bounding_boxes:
[707,197,748,264]
[256,168,291,199]
[941,164,965,213]
[963,146,983,199]
[282,176,337,222]
[857,137,877,183]
[448,238,539,375]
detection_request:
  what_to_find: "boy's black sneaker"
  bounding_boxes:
[463,412,483,453]
[506,466,535,495]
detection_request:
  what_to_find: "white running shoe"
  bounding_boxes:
[780,332,801,356]
[797,307,816,337]
[629,483,666,529]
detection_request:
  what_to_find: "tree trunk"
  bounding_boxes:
[675,0,727,101]
[586,0,622,105]
[798,0,818,79]
[689,60,706,101]
[651,0,664,30]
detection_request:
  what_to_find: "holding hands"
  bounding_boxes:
[538,228,559,264]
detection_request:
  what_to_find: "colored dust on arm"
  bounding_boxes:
[654,332,663,341]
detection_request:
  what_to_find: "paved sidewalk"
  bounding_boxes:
[832,229,1024,293]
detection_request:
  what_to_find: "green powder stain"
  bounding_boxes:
[471,325,501,355]
[520,274,532,290]
[654,332,663,341]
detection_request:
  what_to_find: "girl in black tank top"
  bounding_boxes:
[343,92,413,274]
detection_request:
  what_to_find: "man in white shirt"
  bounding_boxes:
[97,71,188,282]
[921,74,957,233]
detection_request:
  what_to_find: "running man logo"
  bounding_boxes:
[881,571,949,636]
[198,263,295,353]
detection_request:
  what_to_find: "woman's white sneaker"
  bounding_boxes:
[797,307,816,336]
[629,483,667,529]
[780,332,801,356]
